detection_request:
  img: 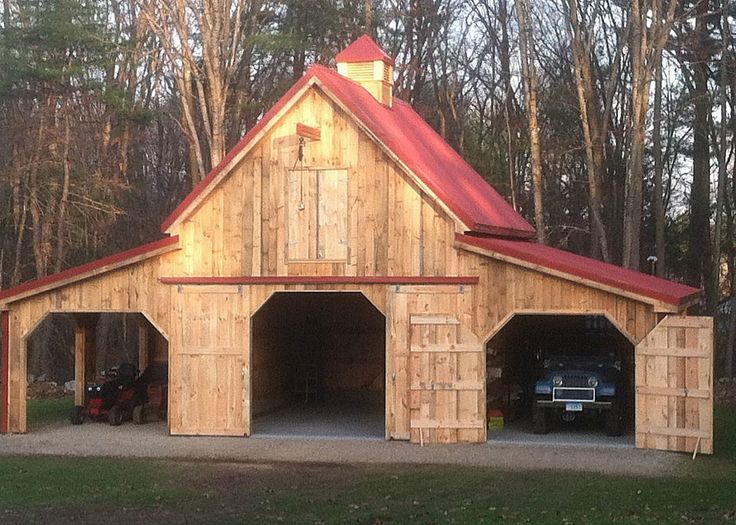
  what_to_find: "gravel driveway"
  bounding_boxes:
[0,421,685,477]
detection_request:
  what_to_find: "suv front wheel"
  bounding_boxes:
[533,406,549,434]
[605,403,623,436]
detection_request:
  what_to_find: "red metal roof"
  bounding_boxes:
[0,236,179,305]
[336,34,395,65]
[161,61,536,238]
[456,233,701,307]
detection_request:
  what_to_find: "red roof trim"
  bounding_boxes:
[336,35,395,65]
[456,233,701,307]
[0,236,179,304]
[1,310,9,433]
[160,276,479,286]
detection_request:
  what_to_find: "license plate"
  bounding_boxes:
[566,402,583,412]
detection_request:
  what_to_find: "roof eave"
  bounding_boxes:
[454,236,692,313]
[0,236,180,308]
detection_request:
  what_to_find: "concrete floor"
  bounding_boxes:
[488,417,635,448]
[249,401,634,448]
[252,400,384,439]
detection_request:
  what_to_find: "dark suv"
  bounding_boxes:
[533,354,623,436]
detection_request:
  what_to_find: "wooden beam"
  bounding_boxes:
[73,315,97,406]
[637,425,711,439]
[636,386,710,399]
[409,314,459,325]
[296,123,321,141]
[410,380,484,391]
[410,343,482,353]
[161,276,479,286]
[637,347,711,358]
[138,323,149,374]
[1,311,9,433]
[410,419,485,429]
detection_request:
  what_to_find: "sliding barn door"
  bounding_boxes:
[171,288,248,436]
[635,316,714,454]
[388,285,485,444]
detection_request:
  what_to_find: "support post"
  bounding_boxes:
[1,311,9,434]
[73,314,98,406]
[138,323,149,372]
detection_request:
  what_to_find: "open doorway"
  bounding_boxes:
[251,292,386,439]
[485,314,634,446]
[25,312,169,431]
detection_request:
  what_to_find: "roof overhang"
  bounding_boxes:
[455,234,701,313]
[0,236,180,309]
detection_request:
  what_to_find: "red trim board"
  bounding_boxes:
[296,123,321,141]
[160,276,479,286]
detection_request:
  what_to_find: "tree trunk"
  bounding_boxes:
[622,0,645,270]
[54,106,72,274]
[500,0,518,211]
[515,0,546,243]
[653,52,666,276]
[714,4,730,310]
[688,0,714,307]
[566,0,610,261]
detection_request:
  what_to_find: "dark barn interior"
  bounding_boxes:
[251,292,386,438]
[485,314,634,439]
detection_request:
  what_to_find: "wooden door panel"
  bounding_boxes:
[171,289,248,436]
[387,285,484,444]
[635,316,713,454]
[317,169,348,260]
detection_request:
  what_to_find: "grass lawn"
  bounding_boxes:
[26,396,74,430]
[1,402,734,524]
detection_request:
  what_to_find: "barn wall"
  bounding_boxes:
[458,251,658,344]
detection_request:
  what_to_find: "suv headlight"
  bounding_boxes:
[588,377,599,388]
[552,376,563,387]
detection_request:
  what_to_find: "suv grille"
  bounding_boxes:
[562,374,590,387]
[553,388,595,401]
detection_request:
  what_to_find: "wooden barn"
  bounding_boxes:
[0,36,714,454]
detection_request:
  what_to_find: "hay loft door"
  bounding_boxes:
[388,285,485,444]
[171,289,248,436]
[635,316,714,454]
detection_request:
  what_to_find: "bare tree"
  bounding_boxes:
[138,0,261,183]
[622,0,678,270]
[652,51,666,276]
[565,0,610,261]
[515,0,546,243]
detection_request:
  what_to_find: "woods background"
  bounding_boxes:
[1,0,734,380]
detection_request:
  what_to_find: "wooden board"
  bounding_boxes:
[635,316,713,454]
[317,169,348,261]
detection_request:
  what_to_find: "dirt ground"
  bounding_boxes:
[0,420,683,477]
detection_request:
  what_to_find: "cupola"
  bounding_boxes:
[336,35,395,107]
